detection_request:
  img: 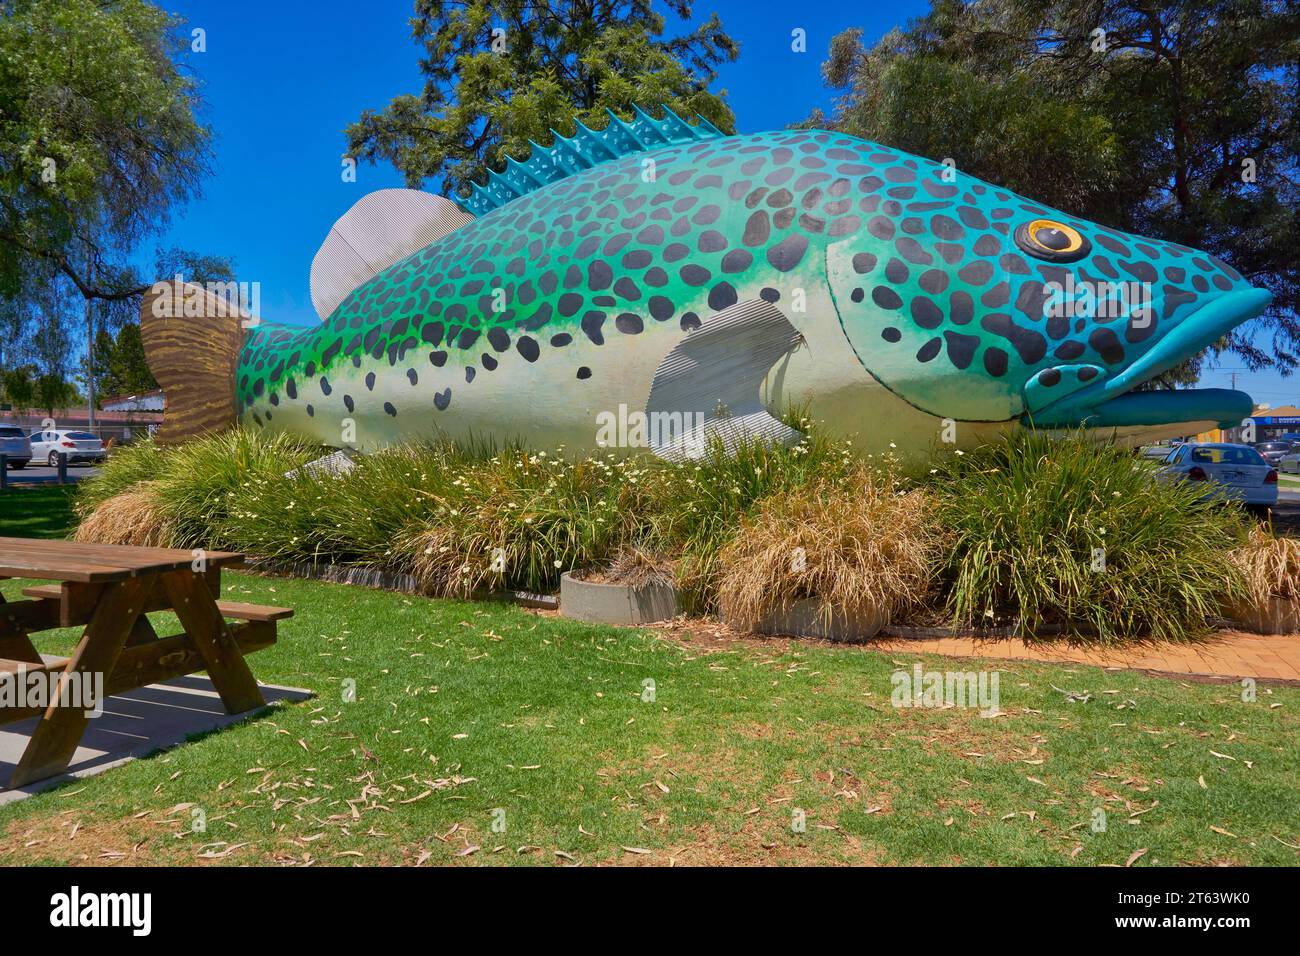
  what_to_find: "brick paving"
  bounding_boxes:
[871,628,1300,685]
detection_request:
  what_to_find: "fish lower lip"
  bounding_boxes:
[1022,286,1272,427]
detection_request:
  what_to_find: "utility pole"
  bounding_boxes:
[84,246,95,432]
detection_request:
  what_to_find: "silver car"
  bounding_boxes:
[0,424,31,468]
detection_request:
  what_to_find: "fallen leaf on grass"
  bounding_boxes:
[621,846,651,855]
[1209,825,1237,838]
[1125,848,1148,867]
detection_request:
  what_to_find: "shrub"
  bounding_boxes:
[716,466,942,631]
[932,429,1251,642]
[75,428,316,549]
[395,450,653,596]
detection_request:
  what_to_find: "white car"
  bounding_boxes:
[1160,442,1278,508]
[0,424,31,468]
[28,429,106,467]
[1278,448,1300,474]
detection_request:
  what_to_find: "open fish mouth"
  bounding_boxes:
[1021,287,1273,430]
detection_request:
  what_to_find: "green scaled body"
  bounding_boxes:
[236,109,1268,458]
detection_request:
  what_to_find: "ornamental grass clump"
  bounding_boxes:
[639,421,864,609]
[933,429,1251,643]
[1227,526,1300,632]
[74,428,316,549]
[716,466,942,633]
[72,481,174,547]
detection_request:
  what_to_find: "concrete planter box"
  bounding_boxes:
[559,571,681,626]
[1230,596,1300,635]
[741,597,888,643]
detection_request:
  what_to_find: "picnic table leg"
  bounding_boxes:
[0,589,44,665]
[9,576,151,788]
[160,569,264,713]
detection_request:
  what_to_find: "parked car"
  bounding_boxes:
[28,429,106,467]
[1160,442,1278,509]
[0,424,31,469]
[1279,448,1300,474]
[1253,440,1294,465]
[1138,443,1174,460]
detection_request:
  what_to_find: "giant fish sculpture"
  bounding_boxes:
[142,106,1270,460]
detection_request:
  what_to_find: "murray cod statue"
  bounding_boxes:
[141,106,1269,460]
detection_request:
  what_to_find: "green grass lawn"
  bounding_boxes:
[0,570,1296,866]
[0,484,77,539]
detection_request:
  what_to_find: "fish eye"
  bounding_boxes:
[1014,219,1091,262]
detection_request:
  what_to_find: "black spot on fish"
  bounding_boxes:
[882,326,901,343]
[872,286,903,310]
[576,367,592,380]
[759,287,781,303]
[911,297,943,330]
[465,367,475,383]
[1053,340,1085,361]
[767,234,809,272]
[550,333,572,347]
[680,264,711,286]
[919,269,948,295]
[852,252,877,274]
[885,258,909,283]
[664,243,689,263]
[581,311,606,345]
[1088,327,1125,364]
[709,282,738,311]
[983,347,1009,376]
[680,312,701,331]
[516,336,540,361]
[615,313,643,335]
[916,337,942,362]
[721,249,753,273]
[588,261,613,290]
[868,216,895,240]
[699,230,728,253]
[488,326,511,350]
[614,276,641,300]
[434,388,451,410]
[931,215,964,241]
[944,331,979,369]
[649,296,675,321]
[950,290,974,325]
[999,254,1031,275]
[430,351,447,366]
[958,261,994,285]
[981,313,1047,363]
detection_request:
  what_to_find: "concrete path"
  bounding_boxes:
[0,672,312,804]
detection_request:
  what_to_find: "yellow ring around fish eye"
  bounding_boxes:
[1014,218,1091,262]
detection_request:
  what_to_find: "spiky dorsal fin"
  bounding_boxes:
[463,104,726,216]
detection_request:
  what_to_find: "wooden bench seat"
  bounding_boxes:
[21,584,292,624]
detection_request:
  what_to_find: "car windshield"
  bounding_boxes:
[1190,446,1266,466]
[0,427,23,437]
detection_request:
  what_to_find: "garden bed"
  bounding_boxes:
[66,424,1284,645]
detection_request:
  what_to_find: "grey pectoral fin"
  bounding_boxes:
[645,299,804,460]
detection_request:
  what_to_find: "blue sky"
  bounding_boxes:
[149,0,1296,406]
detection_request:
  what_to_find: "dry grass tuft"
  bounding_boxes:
[584,546,676,588]
[1231,525,1300,601]
[72,483,175,547]
[716,467,943,632]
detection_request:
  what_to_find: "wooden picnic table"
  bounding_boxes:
[0,537,291,787]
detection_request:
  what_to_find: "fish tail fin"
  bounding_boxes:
[140,279,251,445]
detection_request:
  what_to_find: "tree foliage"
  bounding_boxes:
[813,0,1299,372]
[346,0,739,197]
